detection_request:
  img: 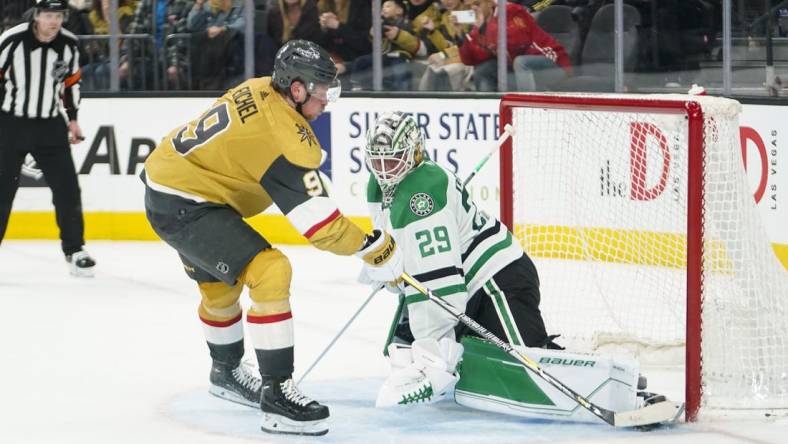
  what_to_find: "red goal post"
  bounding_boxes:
[499,93,788,422]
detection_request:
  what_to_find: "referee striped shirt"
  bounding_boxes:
[0,22,81,120]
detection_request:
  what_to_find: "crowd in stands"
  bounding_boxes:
[2,0,784,93]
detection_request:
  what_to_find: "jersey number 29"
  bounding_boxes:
[415,226,452,257]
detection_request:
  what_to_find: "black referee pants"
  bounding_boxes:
[0,113,85,255]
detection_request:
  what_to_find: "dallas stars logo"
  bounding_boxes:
[409,193,434,217]
[296,123,316,147]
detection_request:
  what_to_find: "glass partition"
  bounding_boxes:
[729,0,787,96]
[1,0,784,96]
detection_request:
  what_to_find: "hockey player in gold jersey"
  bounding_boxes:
[141,40,402,436]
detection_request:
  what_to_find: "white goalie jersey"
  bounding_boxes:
[366,160,523,341]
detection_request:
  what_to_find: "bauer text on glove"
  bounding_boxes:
[356,229,403,283]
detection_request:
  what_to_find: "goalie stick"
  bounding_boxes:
[297,284,384,385]
[400,272,685,428]
[462,124,514,187]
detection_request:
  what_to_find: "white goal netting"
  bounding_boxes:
[505,93,788,416]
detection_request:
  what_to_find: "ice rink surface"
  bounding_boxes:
[2,241,787,444]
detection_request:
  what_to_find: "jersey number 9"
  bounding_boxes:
[172,103,231,155]
[302,170,325,197]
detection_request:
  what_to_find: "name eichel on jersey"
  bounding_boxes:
[0,23,82,119]
[231,85,259,123]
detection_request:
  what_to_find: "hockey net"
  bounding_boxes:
[499,93,788,421]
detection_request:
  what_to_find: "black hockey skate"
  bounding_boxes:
[208,362,262,408]
[638,391,668,406]
[260,377,329,436]
[66,250,95,277]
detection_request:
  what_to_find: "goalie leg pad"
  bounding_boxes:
[376,338,463,407]
[455,336,641,423]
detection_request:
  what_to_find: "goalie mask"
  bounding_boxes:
[365,111,425,192]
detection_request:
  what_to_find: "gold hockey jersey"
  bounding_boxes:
[144,77,365,255]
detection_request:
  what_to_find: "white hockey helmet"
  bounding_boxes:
[365,111,425,189]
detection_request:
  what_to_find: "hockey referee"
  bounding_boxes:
[0,0,96,277]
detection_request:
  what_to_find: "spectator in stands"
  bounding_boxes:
[407,0,439,27]
[1,1,25,33]
[458,0,571,91]
[266,0,322,48]
[82,0,136,90]
[89,0,135,34]
[404,0,441,86]
[518,0,559,13]
[187,0,245,90]
[350,0,425,91]
[417,0,473,91]
[119,0,192,90]
[317,0,372,86]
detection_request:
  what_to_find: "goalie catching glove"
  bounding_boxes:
[356,229,403,284]
[376,338,464,407]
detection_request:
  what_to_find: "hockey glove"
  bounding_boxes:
[356,229,403,284]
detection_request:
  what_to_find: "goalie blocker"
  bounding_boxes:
[455,337,654,424]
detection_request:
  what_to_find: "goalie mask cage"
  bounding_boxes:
[499,93,788,422]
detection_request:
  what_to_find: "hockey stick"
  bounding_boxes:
[462,123,514,188]
[400,272,685,427]
[297,283,384,385]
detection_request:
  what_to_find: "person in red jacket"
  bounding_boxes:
[458,0,571,91]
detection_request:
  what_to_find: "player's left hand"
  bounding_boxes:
[356,229,403,283]
[68,120,84,144]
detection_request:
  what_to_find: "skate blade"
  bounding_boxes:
[261,413,328,436]
[208,385,259,408]
[69,265,95,278]
[614,400,685,427]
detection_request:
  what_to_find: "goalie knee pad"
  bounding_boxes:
[376,338,463,407]
[386,343,414,371]
[412,338,463,396]
[240,248,292,309]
